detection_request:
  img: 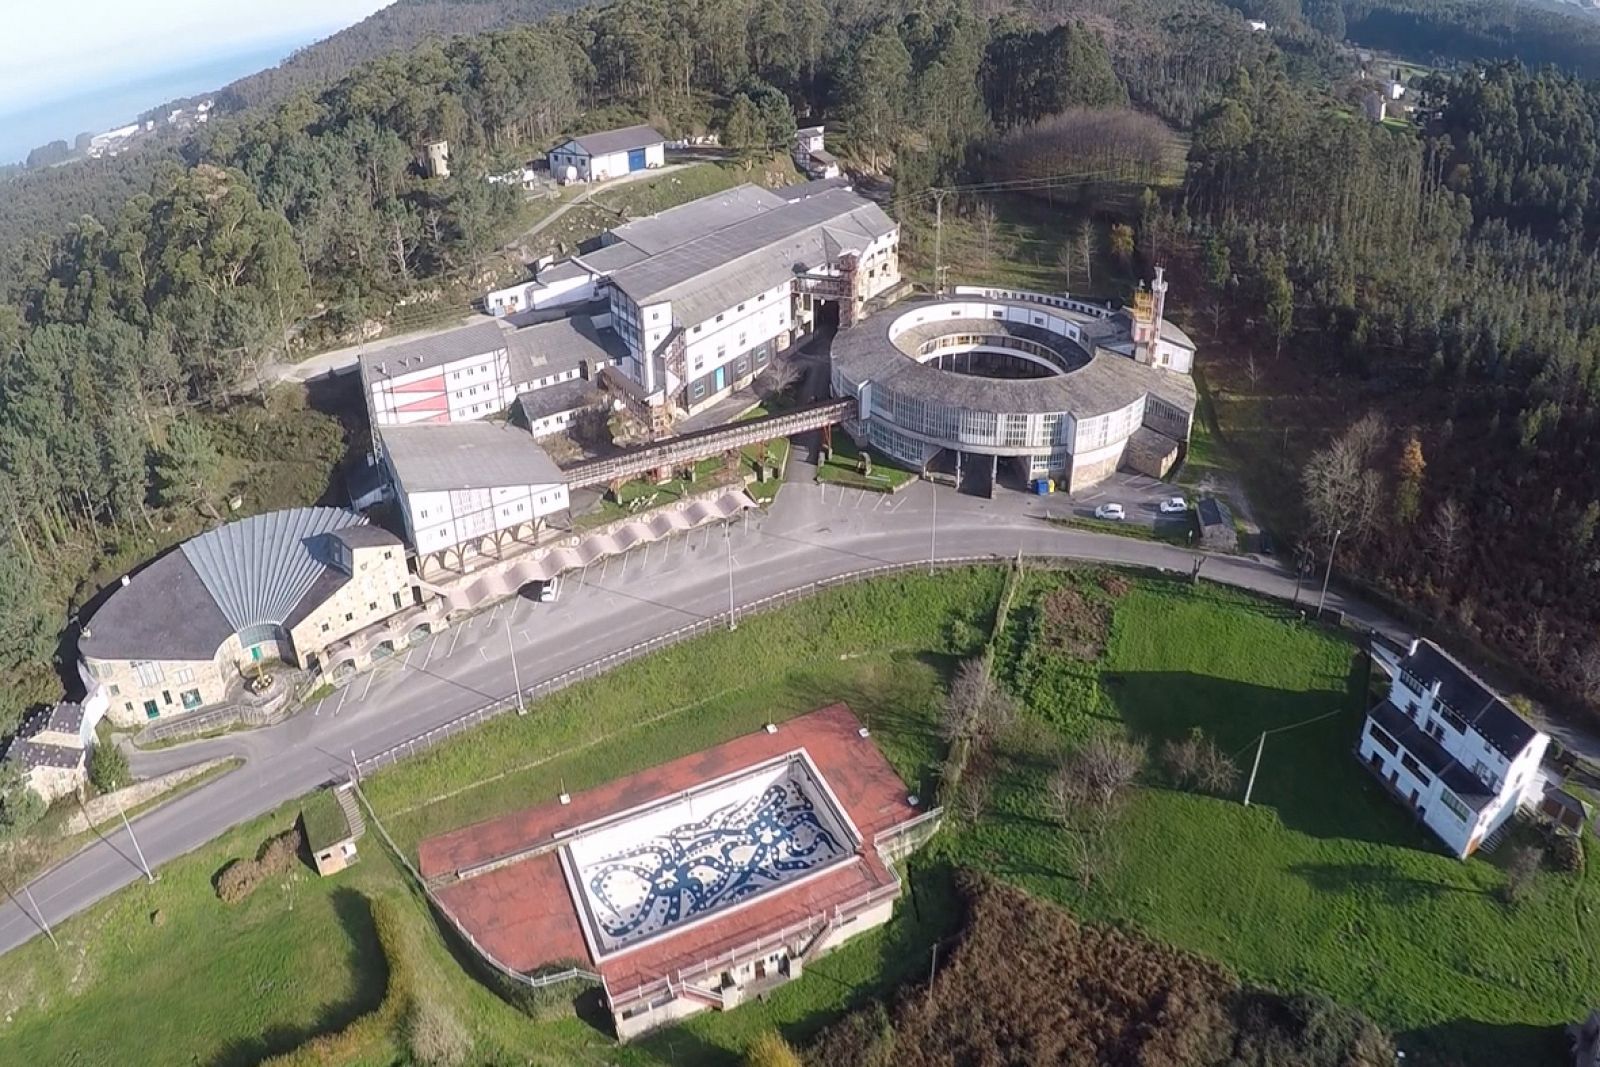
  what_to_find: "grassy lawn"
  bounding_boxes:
[5,566,1589,1065]
[815,434,915,492]
[951,571,1592,1066]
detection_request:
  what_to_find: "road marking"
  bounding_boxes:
[359,669,378,702]
[447,625,466,658]
[479,647,488,662]
[600,555,611,581]
[873,494,885,511]
[419,636,436,671]
[333,685,351,717]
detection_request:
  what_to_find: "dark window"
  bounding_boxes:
[144,700,159,719]
[162,690,173,706]
[1400,752,1431,785]
[1369,723,1399,755]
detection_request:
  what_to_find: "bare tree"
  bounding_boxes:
[757,348,802,400]
[1576,641,1600,705]
[976,200,998,263]
[1055,734,1145,815]
[1301,413,1387,541]
[1057,239,1076,291]
[1429,497,1466,578]
[388,218,414,283]
[942,657,1017,747]
[1078,224,1093,290]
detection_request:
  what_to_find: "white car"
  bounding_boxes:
[1094,503,1126,521]
[536,577,561,603]
[1159,496,1189,514]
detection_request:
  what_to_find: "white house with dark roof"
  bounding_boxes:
[548,124,665,183]
[380,422,570,576]
[79,509,415,726]
[1358,638,1549,858]
[3,700,105,802]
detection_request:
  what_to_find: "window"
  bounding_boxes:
[716,313,724,323]
[693,324,702,334]
[321,622,331,633]
[144,700,159,720]
[368,601,378,612]
[108,684,120,697]
[737,303,746,312]
[393,592,405,610]
[345,612,355,623]
[181,689,203,710]
[135,661,164,687]
[1369,723,1399,755]
[758,293,766,302]
[1439,790,1471,821]
[162,690,173,706]
[420,509,429,519]
[384,550,393,560]
[1400,752,1431,785]
[651,310,660,321]
[1399,671,1425,697]
[691,380,707,400]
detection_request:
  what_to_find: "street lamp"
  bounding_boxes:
[928,480,938,575]
[1315,527,1343,620]
[726,525,737,631]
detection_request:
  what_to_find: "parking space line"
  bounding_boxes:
[333,686,351,717]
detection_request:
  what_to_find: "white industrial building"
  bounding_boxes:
[548,124,665,183]
[361,315,623,429]
[1358,638,1549,858]
[380,422,570,576]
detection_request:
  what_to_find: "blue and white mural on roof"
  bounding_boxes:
[583,777,846,948]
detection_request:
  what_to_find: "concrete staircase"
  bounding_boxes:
[1477,811,1524,856]
[336,782,366,841]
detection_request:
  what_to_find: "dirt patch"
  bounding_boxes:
[1040,585,1113,661]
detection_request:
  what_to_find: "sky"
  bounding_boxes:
[0,0,392,152]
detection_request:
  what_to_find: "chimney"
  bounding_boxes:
[1408,637,1420,657]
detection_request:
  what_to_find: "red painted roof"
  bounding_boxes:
[422,704,921,990]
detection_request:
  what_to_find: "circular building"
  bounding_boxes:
[830,281,1197,492]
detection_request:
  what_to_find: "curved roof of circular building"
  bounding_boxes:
[832,299,1196,419]
[80,507,385,663]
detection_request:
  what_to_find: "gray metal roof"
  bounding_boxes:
[382,422,565,492]
[180,508,372,633]
[772,177,853,202]
[558,124,665,157]
[80,549,234,662]
[832,301,1196,420]
[1367,699,1494,807]
[505,315,628,384]
[329,524,403,551]
[358,320,508,383]
[610,188,896,327]
[518,378,599,421]
[1401,640,1539,759]
[608,184,786,255]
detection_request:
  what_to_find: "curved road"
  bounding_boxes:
[0,478,1418,957]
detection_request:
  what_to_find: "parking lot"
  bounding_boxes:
[1067,471,1188,525]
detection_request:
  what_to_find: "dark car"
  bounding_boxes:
[1258,531,1276,556]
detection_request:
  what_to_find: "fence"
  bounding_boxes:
[136,671,313,746]
[354,554,1001,776]
[951,285,1113,319]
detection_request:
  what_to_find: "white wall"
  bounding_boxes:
[398,482,568,553]
[1154,338,1194,373]
[368,348,516,426]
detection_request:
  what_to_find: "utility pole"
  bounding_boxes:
[116,792,154,884]
[928,480,938,575]
[1316,527,1343,620]
[24,886,57,949]
[507,616,525,715]
[726,526,738,631]
[1243,732,1266,807]
[931,188,948,296]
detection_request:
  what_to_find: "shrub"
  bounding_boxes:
[215,827,305,904]
[1159,729,1239,797]
[744,1030,804,1067]
[89,742,131,793]
[1547,830,1584,875]
[406,997,472,1067]
[1499,843,1543,906]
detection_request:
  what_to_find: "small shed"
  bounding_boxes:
[1540,787,1592,835]
[1196,497,1238,553]
[302,787,360,876]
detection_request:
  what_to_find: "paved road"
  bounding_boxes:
[0,480,1422,958]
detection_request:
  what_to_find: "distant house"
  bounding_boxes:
[793,125,840,180]
[547,125,665,184]
[1247,19,1268,31]
[2,700,105,803]
[1357,638,1550,858]
[1360,91,1387,123]
[1196,497,1237,552]
[419,140,450,179]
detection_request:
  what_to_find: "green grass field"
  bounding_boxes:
[3,567,1590,1065]
[814,434,915,491]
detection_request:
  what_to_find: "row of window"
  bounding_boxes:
[126,687,203,719]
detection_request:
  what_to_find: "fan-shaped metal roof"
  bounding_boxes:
[179,507,367,633]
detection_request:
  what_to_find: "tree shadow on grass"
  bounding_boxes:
[207,888,386,1067]
[1101,669,1436,851]
[1288,862,1487,907]
[1397,1016,1567,1067]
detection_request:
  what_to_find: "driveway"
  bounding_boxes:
[0,478,1540,958]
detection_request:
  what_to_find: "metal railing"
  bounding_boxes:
[561,397,856,488]
[951,284,1114,319]
[355,554,999,776]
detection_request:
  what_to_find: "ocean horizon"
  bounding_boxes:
[0,33,333,165]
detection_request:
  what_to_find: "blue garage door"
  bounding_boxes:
[627,148,646,172]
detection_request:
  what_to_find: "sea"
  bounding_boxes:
[0,36,328,165]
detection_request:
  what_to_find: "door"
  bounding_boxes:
[251,645,262,662]
[627,147,646,172]
[714,365,726,391]
[143,700,159,719]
